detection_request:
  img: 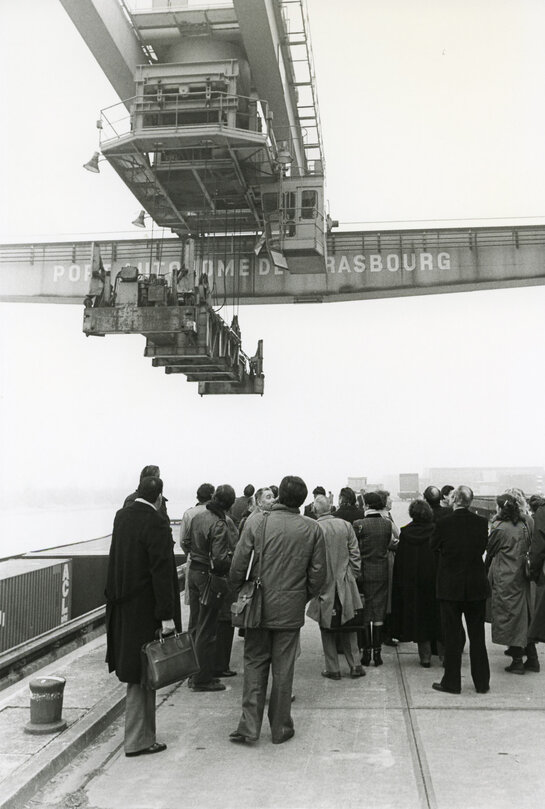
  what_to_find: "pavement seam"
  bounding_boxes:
[395,648,438,809]
[0,684,126,809]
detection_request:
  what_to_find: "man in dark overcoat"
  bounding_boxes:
[106,476,181,756]
[430,485,490,694]
[123,464,171,522]
[229,475,326,745]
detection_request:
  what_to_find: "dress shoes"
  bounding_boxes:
[191,680,226,692]
[350,666,366,678]
[321,670,342,680]
[125,742,167,757]
[524,658,540,673]
[432,682,461,694]
[476,687,490,693]
[229,731,257,744]
[213,669,237,678]
[272,728,295,745]
[419,660,431,668]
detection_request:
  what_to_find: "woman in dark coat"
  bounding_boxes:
[391,499,442,667]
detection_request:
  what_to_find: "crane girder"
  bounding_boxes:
[59,0,147,104]
[3,226,545,306]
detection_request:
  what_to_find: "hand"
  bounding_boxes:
[161,619,176,635]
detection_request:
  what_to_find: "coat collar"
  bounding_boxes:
[272,503,300,514]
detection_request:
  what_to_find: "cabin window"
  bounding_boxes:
[301,189,317,219]
[283,192,296,236]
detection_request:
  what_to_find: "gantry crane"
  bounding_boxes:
[2,1,545,395]
[64,0,331,394]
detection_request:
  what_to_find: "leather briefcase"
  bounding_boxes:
[141,631,200,690]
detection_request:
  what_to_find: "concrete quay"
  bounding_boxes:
[2,605,542,809]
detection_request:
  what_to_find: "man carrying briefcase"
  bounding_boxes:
[105,475,181,757]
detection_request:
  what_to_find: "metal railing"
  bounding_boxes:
[100,91,279,152]
[0,565,185,688]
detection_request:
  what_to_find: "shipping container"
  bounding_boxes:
[399,473,420,500]
[24,534,185,618]
[0,558,72,652]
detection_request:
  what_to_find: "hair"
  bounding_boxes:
[423,486,441,506]
[279,476,308,509]
[363,491,384,510]
[312,486,326,497]
[339,486,356,507]
[440,484,454,498]
[213,484,236,511]
[269,485,279,498]
[496,493,521,525]
[529,494,545,515]
[503,487,528,514]
[314,494,331,516]
[409,499,433,524]
[375,489,390,509]
[452,485,474,508]
[137,476,163,504]
[243,484,255,497]
[139,465,160,482]
[196,483,215,503]
[255,487,272,505]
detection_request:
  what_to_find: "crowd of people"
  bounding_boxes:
[104,467,545,755]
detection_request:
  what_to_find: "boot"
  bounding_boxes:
[418,640,432,668]
[524,642,540,673]
[372,624,383,667]
[360,625,372,666]
[505,647,525,675]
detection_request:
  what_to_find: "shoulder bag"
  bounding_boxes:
[141,630,199,690]
[200,549,230,607]
[231,513,268,629]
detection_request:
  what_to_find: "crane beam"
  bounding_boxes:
[59,0,148,103]
[1,226,545,305]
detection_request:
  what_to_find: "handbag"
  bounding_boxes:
[231,514,268,629]
[199,545,230,607]
[141,630,199,690]
[200,571,230,607]
[329,590,365,632]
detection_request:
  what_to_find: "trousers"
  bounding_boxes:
[236,628,299,743]
[214,620,235,673]
[188,567,220,685]
[124,683,156,754]
[440,599,490,692]
[320,629,359,671]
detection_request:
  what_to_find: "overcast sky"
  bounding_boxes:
[1,0,545,511]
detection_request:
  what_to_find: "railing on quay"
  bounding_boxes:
[0,565,186,689]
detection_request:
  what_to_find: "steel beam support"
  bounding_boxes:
[59,0,148,103]
[233,0,305,171]
[4,227,545,305]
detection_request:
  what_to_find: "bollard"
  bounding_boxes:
[24,676,67,734]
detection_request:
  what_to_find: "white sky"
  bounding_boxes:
[1,0,545,508]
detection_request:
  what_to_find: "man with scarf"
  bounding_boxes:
[185,484,236,692]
